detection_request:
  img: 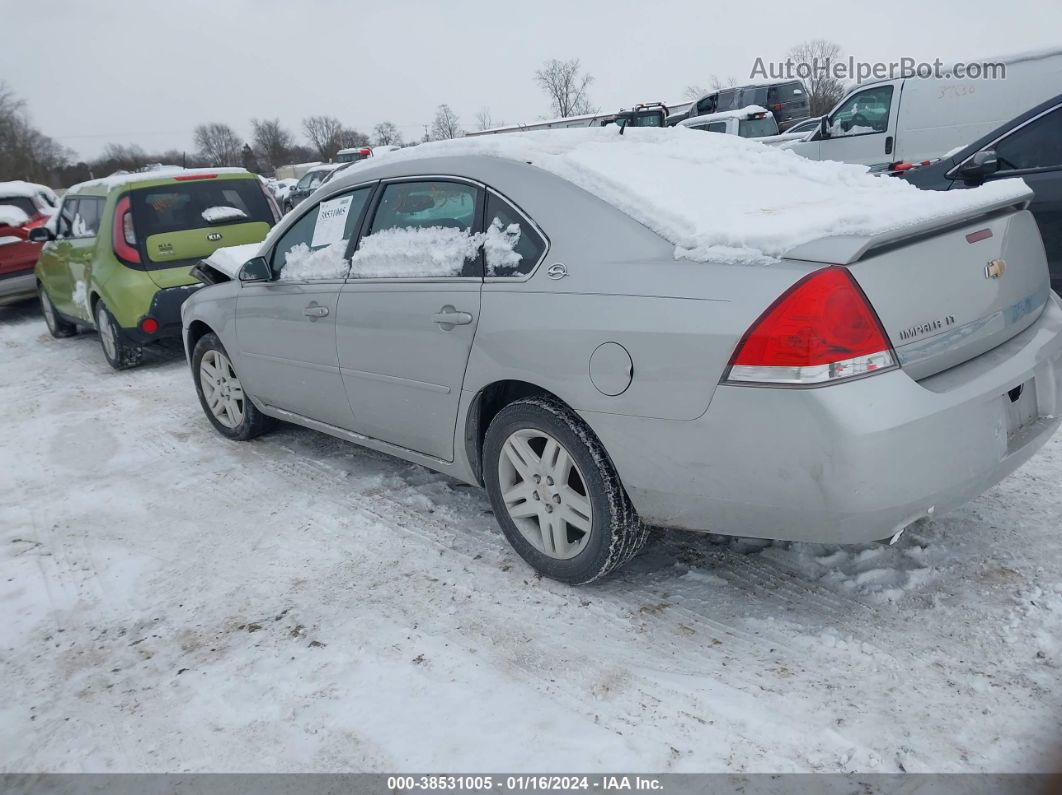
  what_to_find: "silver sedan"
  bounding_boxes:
[182,147,1062,584]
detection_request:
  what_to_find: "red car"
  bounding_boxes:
[0,181,58,305]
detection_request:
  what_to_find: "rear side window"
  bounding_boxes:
[0,196,36,218]
[131,179,272,238]
[71,197,104,238]
[692,121,728,134]
[272,186,373,280]
[483,192,547,277]
[350,180,482,279]
[995,107,1062,171]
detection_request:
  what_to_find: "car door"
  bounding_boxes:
[975,104,1062,293]
[35,197,79,316]
[336,178,484,461]
[235,184,374,429]
[813,82,901,168]
[65,197,104,323]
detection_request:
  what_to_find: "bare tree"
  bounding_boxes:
[251,118,294,172]
[0,82,72,183]
[372,121,403,146]
[429,104,463,140]
[474,108,500,131]
[338,127,370,149]
[193,122,244,167]
[710,74,739,90]
[682,85,707,100]
[534,58,596,118]
[786,39,847,116]
[302,115,345,160]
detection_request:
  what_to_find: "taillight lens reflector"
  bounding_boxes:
[112,196,140,264]
[725,267,896,386]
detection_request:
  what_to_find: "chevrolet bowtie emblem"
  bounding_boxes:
[985,258,1006,279]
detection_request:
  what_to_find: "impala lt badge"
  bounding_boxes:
[207,232,223,242]
[985,258,1006,279]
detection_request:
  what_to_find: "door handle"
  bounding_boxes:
[304,303,329,319]
[431,305,473,330]
[885,135,894,156]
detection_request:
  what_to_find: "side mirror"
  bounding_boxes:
[959,149,999,184]
[28,226,54,243]
[817,116,832,139]
[238,256,272,283]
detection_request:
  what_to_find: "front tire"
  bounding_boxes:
[39,284,77,338]
[483,396,647,584]
[95,301,143,370]
[192,332,275,441]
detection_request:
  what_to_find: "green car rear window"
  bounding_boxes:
[130,179,272,238]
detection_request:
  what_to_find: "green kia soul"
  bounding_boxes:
[32,168,279,369]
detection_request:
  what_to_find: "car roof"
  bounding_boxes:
[679,105,771,126]
[68,167,253,196]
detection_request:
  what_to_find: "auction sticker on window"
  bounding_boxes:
[311,195,353,248]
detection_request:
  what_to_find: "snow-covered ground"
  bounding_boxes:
[1,298,1060,773]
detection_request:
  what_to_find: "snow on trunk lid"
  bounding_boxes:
[846,209,1051,380]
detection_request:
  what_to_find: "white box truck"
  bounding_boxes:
[783,48,1062,169]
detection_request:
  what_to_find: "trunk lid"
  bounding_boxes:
[129,176,274,288]
[845,208,1050,380]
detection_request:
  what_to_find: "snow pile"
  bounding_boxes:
[350,226,481,278]
[281,241,350,281]
[202,243,262,278]
[380,127,1032,264]
[0,180,57,204]
[0,206,29,228]
[483,218,523,274]
[202,206,249,224]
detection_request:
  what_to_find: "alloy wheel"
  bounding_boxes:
[96,304,117,361]
[497,428,593,560]
[199,349,245,429]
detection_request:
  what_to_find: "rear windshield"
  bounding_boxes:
[336,151,370,163]
[738,117,779,138]
[768,82,807,105]
[0,196,37,217]
[131,178,271,237]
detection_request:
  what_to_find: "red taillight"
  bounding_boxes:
[139,317,159,334]
[726,267,896,386]
[112,195,140,264]
[359,148,371,156]
[174,173,218,181]
[891,162,915,172]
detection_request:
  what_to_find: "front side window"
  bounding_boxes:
[56,198,77,238]
[350,180,482,279]
[830,85,894,136]
[483,192,546,277]
[71,197,104,238]
[271,186,372,280]
[994,107,1062,171]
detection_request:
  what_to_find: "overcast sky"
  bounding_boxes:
[3,0,1060,160]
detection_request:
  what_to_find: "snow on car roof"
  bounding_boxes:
[679,105,771,126]
[380,127,1032,265]
[0,180,55,200]
[71,166,250,192]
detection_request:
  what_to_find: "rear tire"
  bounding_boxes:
[192,332,275,441]
[483,396,647,584]
[39,285,76,338]
[95,301,143,370]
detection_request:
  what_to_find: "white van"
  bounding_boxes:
[785,48,1062,169]
[678,106,779,138]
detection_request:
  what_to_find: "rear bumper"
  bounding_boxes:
[123,284,202,343]
[0,271,37,304]
[584,294,1062,543]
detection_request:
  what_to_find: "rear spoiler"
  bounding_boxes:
[783,189,1034,265]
